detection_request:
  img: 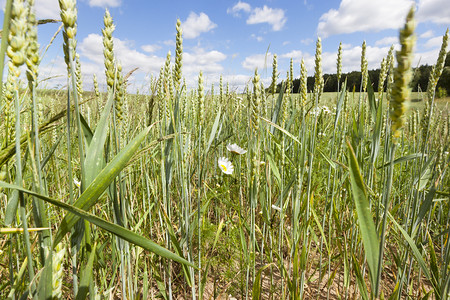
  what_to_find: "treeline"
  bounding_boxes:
[277,51,450,95]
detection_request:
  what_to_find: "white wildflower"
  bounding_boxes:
[227,143,247,155]
[271,204,281,211]
[218,157,234,175]
[74,178,81,188]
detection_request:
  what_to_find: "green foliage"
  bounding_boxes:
[436,86,448,98]
[1,7,448,300]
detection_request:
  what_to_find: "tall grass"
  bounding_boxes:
[0,1,449,299]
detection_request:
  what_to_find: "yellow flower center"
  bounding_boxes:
[221,164,227,171]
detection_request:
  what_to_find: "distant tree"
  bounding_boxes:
[323,74,337,92]
[411,64,432,92]
[437,51,450,95]
[369,69,380,92]
[277,56,450,95]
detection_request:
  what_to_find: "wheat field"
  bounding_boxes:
[0,1,449,299]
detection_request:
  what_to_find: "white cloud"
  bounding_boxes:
[77,33,165,82]
[341,43,353,50]
[291,46,367,78]
[292,45,396,77]
[163,40,175,47]
[420,30,434,38]
[2,0,118,19]
[33,0,60,19]
[228,3,287,31]
[78,34,104,64]
[424,36,444,48]
[247,6,287,31]
[279,50,314,74]
[281,50,304,61]
[88,0,121,8]
[183,48,227,76]
[194,73,253,93]
[414,48,442,66]
[38,56,69,89]
[103,38,165,74]
[222,74,253,91]
[227,1,251,16]
[38,56,107,92]
[341,45,394,71]
[308,44,442,77]
[76,33,226,91]
[141,44,161,53]
[182,12,217,39]
[251,34,263,42]
[417,0,450,24]
[160,47,226,88]
[215,73,271,93]
[242,53,274,71]
[40,34,227,91]
[301,38,313,45]
[375,36,398,46]
[247,42,446,83]
[317,0,414,38]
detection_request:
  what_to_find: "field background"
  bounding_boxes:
[0,2,449,300]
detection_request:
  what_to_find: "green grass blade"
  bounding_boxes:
[40,133,62,171]
[37,250,53,300]
[414,154,436,188]
[413,187,436,235]
[261,116,302,146]
[84,90,114,184]
[370,90,383,162]
[252,263,276,300]
[54,125,152,245]
[6,257,28,299]
[347,141,379,289]
[352,254,369,300]
[4,190,19,226]
[75,243,97,300]
[200,220,225,298]
[317,148,336,170]
[378,153,424,169]
[0,109,66,169]
[266,151,281,186]
[270,82,285,135]
[387,211,432,281]
[427,231,440,294]
[333,79,347,129]
[310,205,329,253]
[205,106,222,154]
[0,181,196,268]
[79,113,94,146]
[161,211,192,286]
[367,77,377,120]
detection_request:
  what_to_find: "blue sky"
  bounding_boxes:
[1,0,449,92]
